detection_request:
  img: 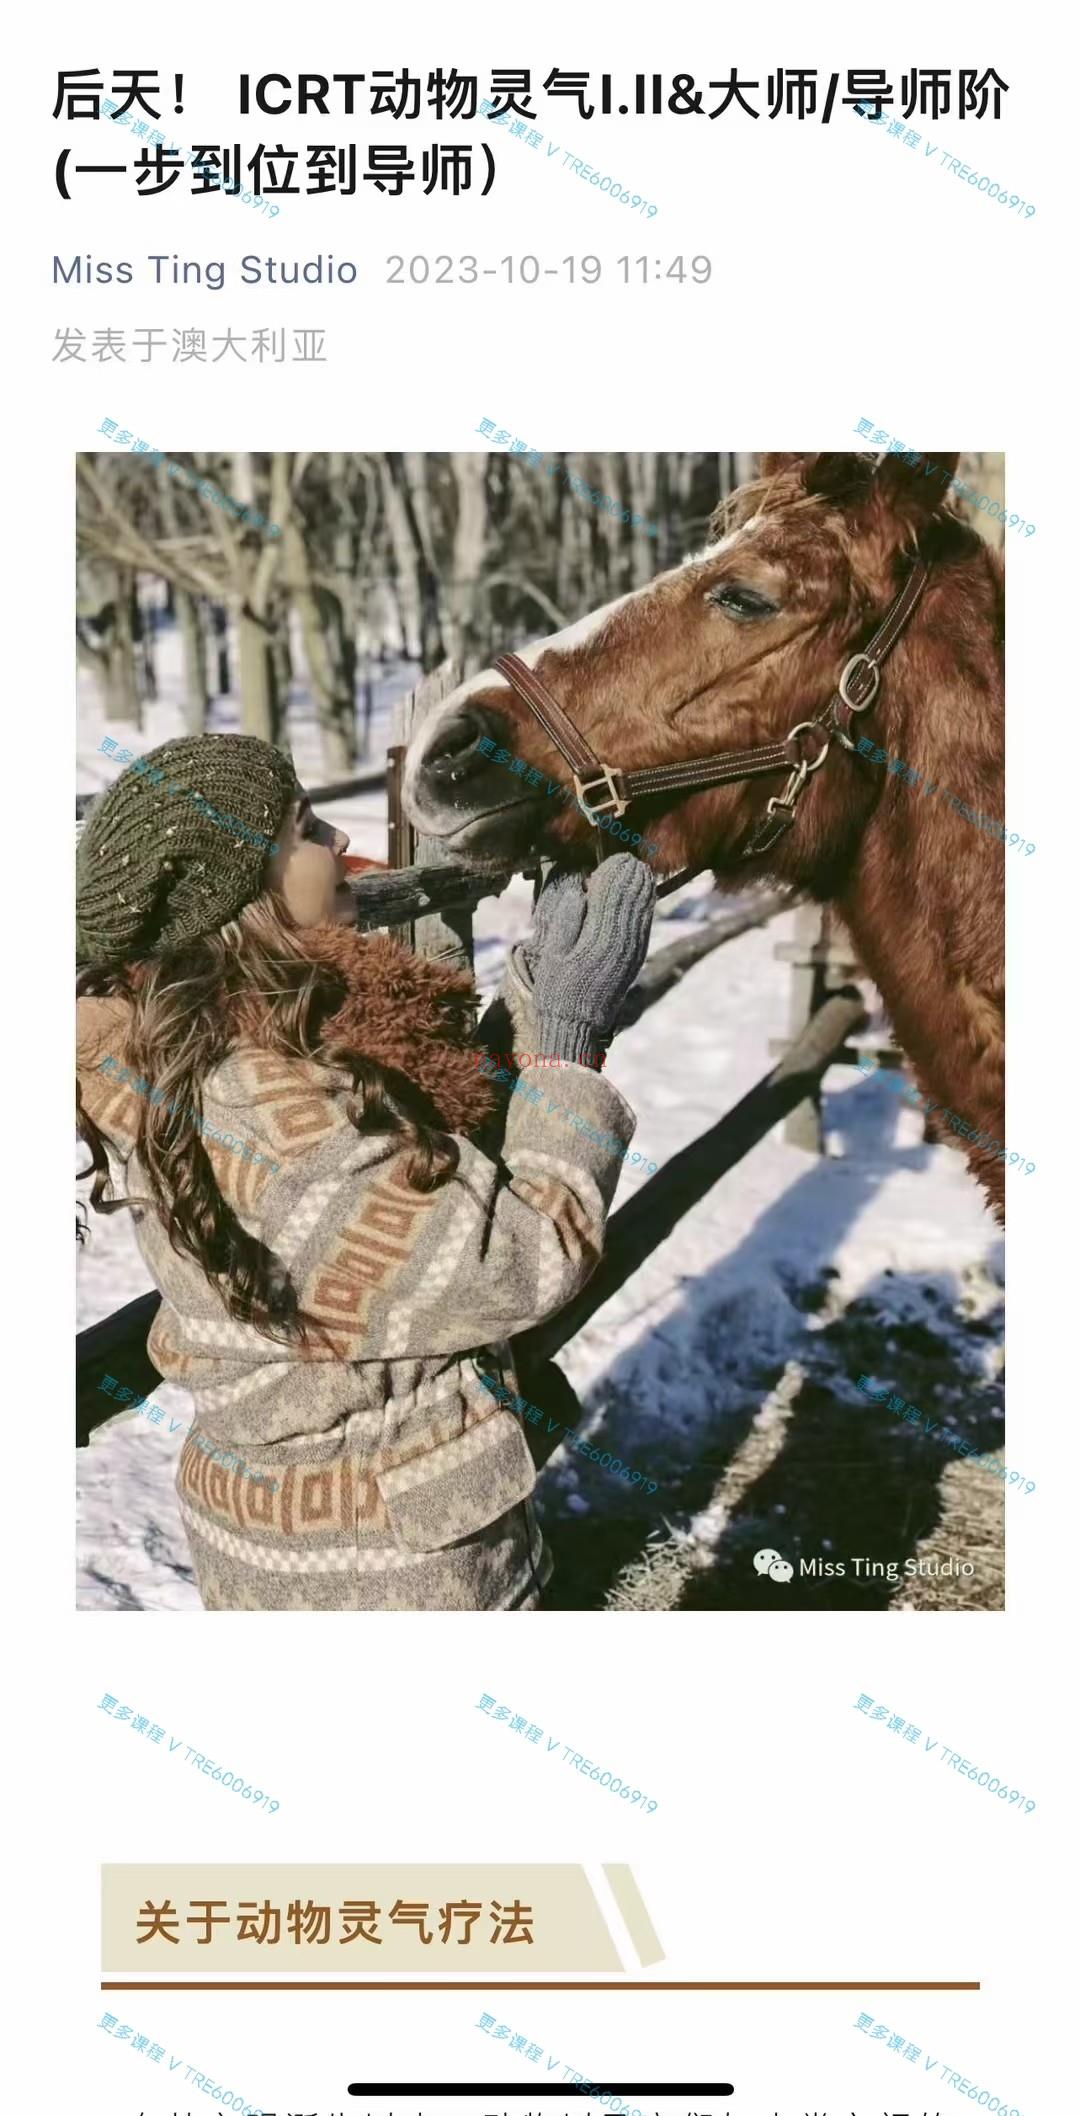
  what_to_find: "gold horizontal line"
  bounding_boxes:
[101,1979,980,1993]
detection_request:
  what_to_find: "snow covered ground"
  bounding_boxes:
[77,615,1005,1613]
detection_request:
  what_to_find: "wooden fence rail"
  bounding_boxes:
[618,889,795,1029]
[513,987,866,1473]
[517,986,867,1379]
[344,860,515,932]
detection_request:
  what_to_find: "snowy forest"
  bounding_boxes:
[76,449,1007,1616]
[76,448,774,768]
[76,446,1005,769]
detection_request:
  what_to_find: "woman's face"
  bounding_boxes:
[266,794,354,927]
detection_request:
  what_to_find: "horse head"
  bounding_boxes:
[405,450,1006,1217]
[404,449,995,895]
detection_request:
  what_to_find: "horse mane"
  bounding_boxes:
[710,457,987,585]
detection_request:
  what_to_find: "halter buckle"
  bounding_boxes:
[838,653,881,714]
[573,765,630,820]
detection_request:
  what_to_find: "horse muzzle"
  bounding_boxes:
[403,695,543,847]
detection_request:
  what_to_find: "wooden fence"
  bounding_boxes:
[76,663,872,1448]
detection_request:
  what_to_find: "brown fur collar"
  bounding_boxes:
[249,925,500,1138]
[77,929,501,1141]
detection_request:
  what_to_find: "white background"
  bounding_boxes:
[7,2,1075,2111]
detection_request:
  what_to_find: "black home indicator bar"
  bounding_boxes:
[347,2087,735,2098]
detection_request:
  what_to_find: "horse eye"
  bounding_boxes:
[707,584,778,621]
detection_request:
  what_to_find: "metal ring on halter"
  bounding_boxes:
[838,653,881,713]
[784,721,831,774]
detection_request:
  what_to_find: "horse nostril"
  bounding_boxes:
[425,709,498,784]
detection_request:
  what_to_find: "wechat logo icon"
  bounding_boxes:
[753,1547,793,1584]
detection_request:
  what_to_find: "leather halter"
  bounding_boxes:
[493,557,930,863]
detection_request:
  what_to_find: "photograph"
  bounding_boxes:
[75,446,1007,1613]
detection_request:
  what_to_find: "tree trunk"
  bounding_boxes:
[234,452,289,744]
[284,517,355,777]
[626,453,657,586]
[103,568,140,724]
[598,451,626,593]
[327,451,361,714]
[383,453,445,670]
[552,453,575,613]
[271,604,293,717]
[210,605,230,695]
[177,591,208,734]
[136,587,158,700]
[380,461,423,661]
[238,610,280,742]
[359,652,374,756]
[445,452,489,669]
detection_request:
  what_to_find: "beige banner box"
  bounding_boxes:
[102,1865,624,1972]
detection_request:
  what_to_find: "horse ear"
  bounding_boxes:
[802,452,875,501]
[758,453,807,479]
[806,448,963,529]
[868,450,961,522]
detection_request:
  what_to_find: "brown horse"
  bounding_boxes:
[404,451,1005,1216]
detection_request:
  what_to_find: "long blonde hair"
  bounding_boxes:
[76,896,460,1347]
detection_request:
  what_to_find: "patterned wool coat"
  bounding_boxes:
[76,928,636,1611]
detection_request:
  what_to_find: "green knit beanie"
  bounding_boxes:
[76,734,298,964]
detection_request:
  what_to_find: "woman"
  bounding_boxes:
[76,733,655,1611]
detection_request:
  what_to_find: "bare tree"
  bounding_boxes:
[77,451,297,743]
[382,453,445,669]
[444,452,489,669]
[76,450,794,765]
[76,559,141,725]
[158,464,208,733]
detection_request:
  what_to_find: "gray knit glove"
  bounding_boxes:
[513,857,656,1066]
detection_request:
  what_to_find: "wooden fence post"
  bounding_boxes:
[385,743,415,951]
[515,984,868,1410]
[770,903,862,1151]
[390,661,474,972]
